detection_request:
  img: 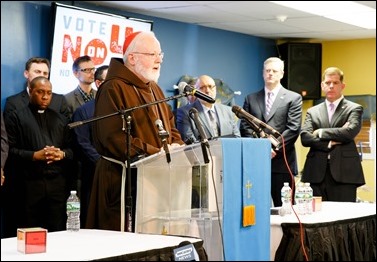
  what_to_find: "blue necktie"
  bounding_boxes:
[208,110,219,137]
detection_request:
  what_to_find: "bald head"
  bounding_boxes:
[29,76,52,110]
[195,75,217,107]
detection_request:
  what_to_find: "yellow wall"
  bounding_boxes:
[296,39,376,201]
[357,159,376,202]
[321,39,376,96]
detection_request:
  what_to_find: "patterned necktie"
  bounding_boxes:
[266,92,273,115]
[208,110,219,137]
[328,103,335,122]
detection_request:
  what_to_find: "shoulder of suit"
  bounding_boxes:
[52,93,65,99]
[308,102,325,112]
[342,98,361,106]
[216,103,232,110]
[6,90,26,100]
[282,87,300,97]
[64,89,76,97]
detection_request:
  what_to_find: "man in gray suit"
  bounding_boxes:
[64,55,97,119]
[300,67,364,202]
[239,57,302,207]
[176,74,240,209]
[176,75,240,144]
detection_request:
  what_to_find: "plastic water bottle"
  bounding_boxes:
[66,190,80,232]
[295,182,306,215]
[279,182,292,216]
[304,182,313,215]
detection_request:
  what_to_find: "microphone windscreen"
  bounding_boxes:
[231,105,242,116]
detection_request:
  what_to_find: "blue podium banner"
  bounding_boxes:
[222,138,271,261]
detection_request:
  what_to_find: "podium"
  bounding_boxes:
[132,138,271,261]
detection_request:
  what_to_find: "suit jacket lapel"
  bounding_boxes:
[214,104,223,135]
[330,98,345,126]
[255,91,266,120]
[320,103,331,127]
[193,101,213,137]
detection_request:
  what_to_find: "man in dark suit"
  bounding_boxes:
[2,57,70,237]
[300,67,364,202]
[176,74,240,144]
[3,57,69,122]
[5,76,74,233]
[71,65,108,228]
[240,57,302,207]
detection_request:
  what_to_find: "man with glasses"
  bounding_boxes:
[86,31,184,232]
[64,55,96,119]
[176,74,240,144]
[300,67,364,202]
[175,75,240,209]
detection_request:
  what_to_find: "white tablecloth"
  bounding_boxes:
[1,229,203,261]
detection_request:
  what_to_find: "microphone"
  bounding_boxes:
[155,119,171,163]
[232,105,280,136]
[232,105,281,149]
[189,108,208,145]
[189,108,210,164]
[178,82,215,104]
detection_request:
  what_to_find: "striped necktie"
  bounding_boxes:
[266,92,273,115]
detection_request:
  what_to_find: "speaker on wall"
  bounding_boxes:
[278,43,322,100]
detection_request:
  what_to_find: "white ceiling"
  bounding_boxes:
[85,1,376,41]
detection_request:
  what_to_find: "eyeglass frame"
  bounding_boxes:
[131,52,164,59]
[198,85,216,90]
[79,67,96,73]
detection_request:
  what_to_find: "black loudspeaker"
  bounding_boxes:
[278,43,322,100]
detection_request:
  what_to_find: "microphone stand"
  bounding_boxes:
[125,115,132,232]
[244,118,280,150]
[189,108,210,164]
[158,129,171,163]
[68,91,191,232]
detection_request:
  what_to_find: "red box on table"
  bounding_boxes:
[17,227,47,254]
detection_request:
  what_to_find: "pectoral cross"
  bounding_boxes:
[245,180,252,199]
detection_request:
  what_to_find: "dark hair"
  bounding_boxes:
[72,55,92,72]
[25,57,50,71]
[95,65,109,81]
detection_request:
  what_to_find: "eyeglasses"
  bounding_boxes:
[131,52,164,59]
[79,67,96,73]
[199,85,216,90]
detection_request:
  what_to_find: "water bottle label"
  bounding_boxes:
[67,202,80,212]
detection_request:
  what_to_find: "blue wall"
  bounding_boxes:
[1,1,277,110]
